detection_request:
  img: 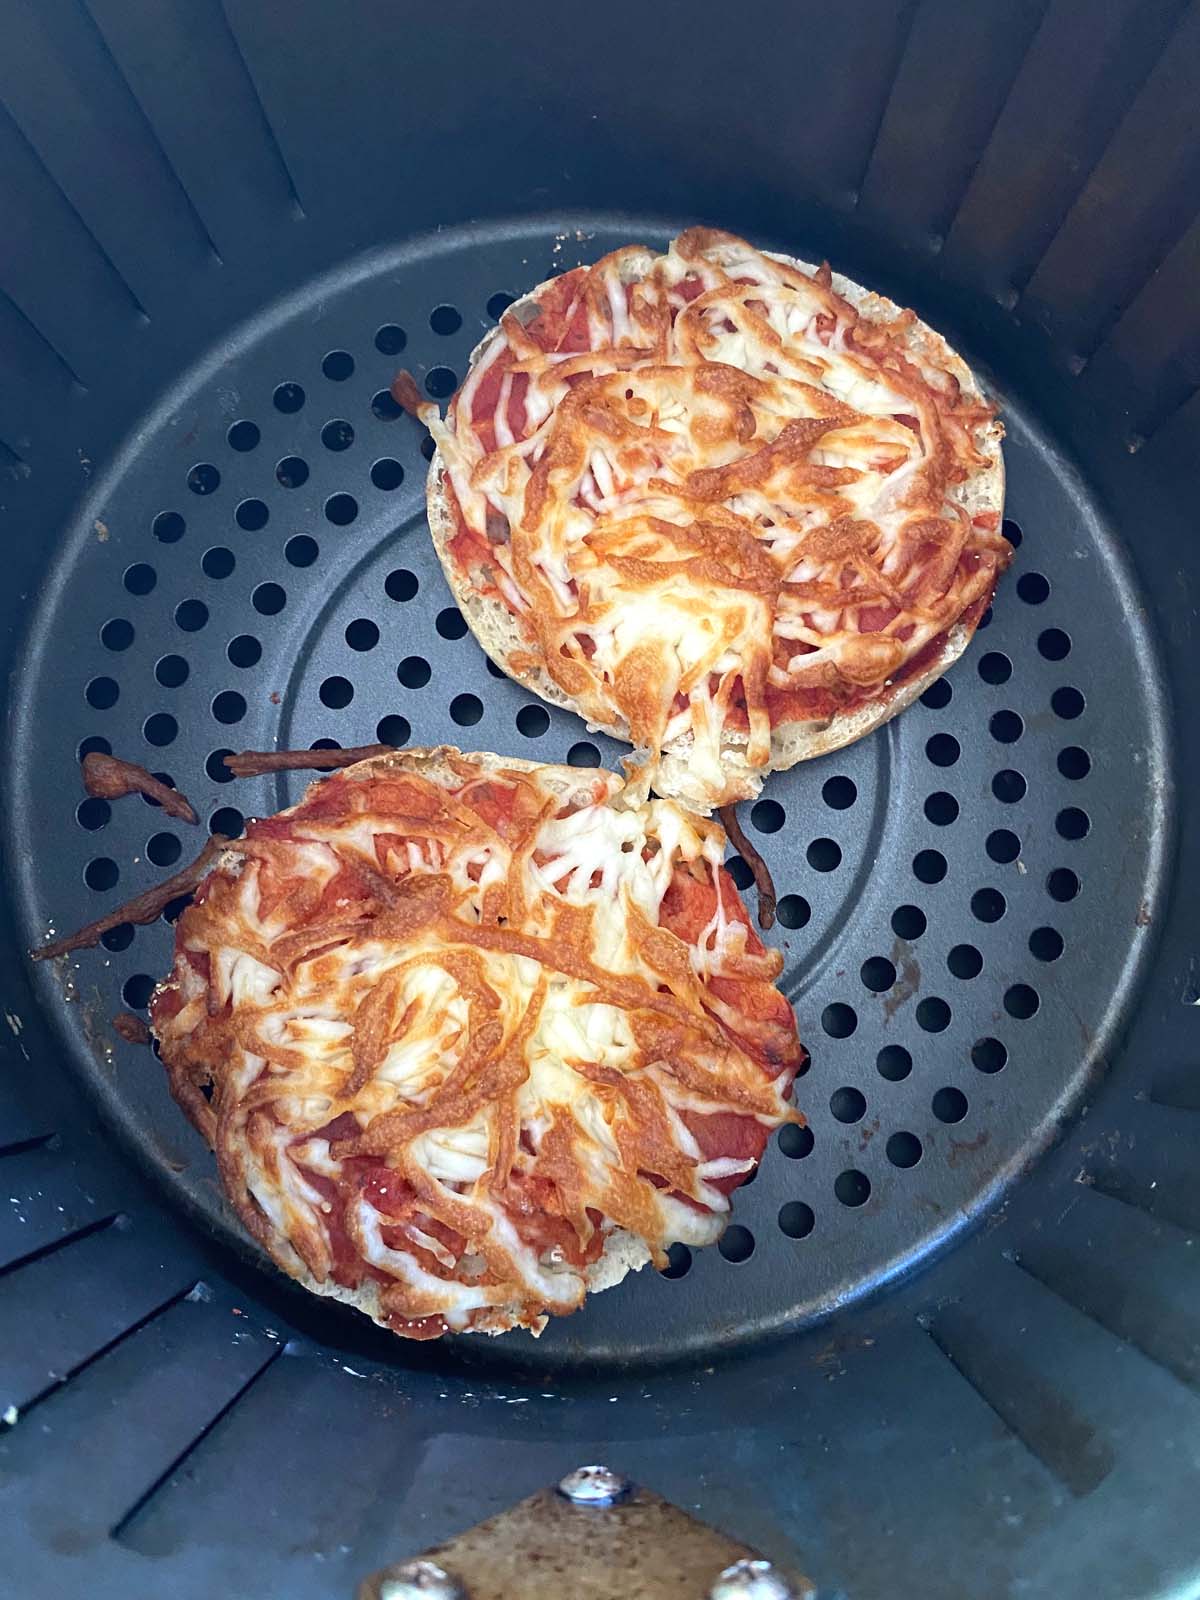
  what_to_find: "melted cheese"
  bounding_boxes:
[429,228,1008,808]
[151,754,803,1339]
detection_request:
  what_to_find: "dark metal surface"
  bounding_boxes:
[0,2,1199,1597]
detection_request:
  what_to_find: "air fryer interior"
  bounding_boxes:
[2,4,1199,1598]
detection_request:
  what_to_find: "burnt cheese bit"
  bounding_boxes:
[389,368,428,418]
[223,743,392,778]
[82,751,198,824]
[717,804,776,930]
[32,835,231,962]
[112,1011,151,1045]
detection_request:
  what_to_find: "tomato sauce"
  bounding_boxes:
[679,1106,770,1197]
[501,1172,605,1268]
[458,779,524,838]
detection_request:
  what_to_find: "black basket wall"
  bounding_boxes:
[2,3,1199,1597]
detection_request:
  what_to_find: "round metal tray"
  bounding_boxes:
[10,216,1168,1367]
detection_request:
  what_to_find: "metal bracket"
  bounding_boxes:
[358,1467,814,1599]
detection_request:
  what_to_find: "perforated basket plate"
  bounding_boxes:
[9,217,1167,1367]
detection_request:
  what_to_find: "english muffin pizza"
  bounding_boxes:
[419,228,1007,810]
[149,749,803,1340]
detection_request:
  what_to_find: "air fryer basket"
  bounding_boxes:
[1,3,1198,1596]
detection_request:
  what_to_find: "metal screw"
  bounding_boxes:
[556,1463,631,1506]
[707,1557,797,1600]
[375,1559,467,1600]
